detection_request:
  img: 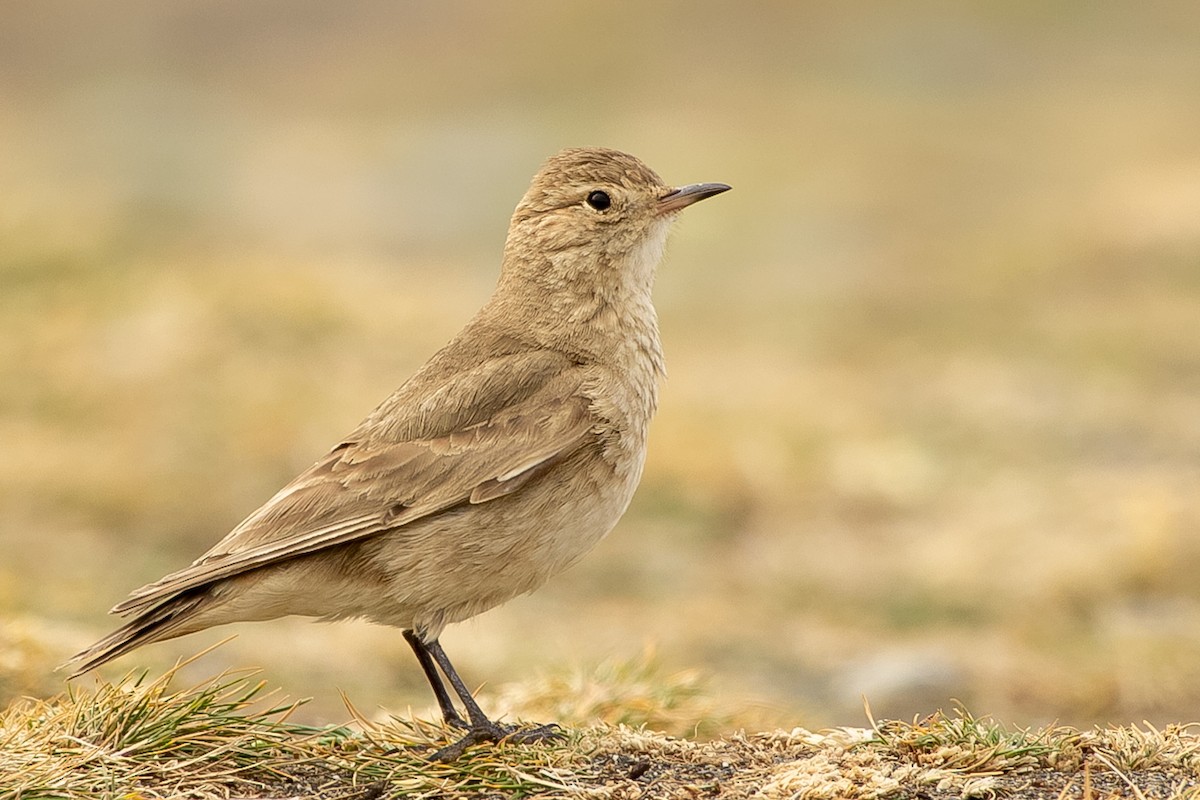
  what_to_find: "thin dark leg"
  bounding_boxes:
[423,639,562,761]
[425,638,501,729]
[403,630,466,729]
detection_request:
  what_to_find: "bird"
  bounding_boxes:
[63,147,730,760]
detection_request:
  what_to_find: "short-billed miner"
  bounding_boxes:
[65,147,730,760]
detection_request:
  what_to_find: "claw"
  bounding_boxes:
[506,722,564,744]
[430,721,563,761]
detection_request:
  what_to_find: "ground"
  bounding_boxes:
[3,668,1199,799]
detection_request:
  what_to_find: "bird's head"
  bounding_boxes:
[500,148,729,298]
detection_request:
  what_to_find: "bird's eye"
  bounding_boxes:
[585,190,612,211]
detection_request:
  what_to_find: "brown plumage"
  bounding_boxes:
[63,147,730,759]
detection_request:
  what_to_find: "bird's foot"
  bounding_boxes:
[430,721,563,762]
[443,712,470,732]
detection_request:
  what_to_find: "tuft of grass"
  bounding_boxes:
[862,706,1200,799]
[869,704,1069,772]
[484,646,738,738]
[1,661,311,798]
[1080,721,1200,774]
[868,705,1200,778]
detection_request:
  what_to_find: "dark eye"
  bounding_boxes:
[585,190,611,211]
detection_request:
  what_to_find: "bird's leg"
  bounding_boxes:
[403,630,467,730]
[423,638,562,761]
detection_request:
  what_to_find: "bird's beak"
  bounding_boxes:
[657,182,732,214]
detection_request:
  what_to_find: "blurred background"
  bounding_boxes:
[3,1,1200,732]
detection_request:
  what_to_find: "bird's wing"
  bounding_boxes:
[112,372,594,616]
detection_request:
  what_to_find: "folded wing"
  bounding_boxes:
[113,370,594,616]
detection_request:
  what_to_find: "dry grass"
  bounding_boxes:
[484,644,744,739]
[4,666,1200,799]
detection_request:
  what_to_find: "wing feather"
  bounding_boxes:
[113,372,593,616]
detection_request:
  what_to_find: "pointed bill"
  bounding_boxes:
[657,182,732,214]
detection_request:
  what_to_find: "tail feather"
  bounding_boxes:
[60,594,205,677]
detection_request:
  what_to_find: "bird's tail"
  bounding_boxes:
[59,594,205,677]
